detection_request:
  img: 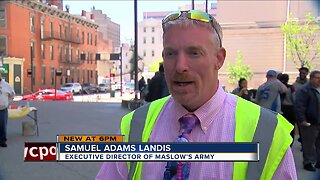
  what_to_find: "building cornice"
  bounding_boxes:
[13,0,99,29]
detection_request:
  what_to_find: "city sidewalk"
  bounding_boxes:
[73,91,135,103]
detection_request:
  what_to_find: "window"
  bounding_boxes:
[143,50,146,57]
[143,37,146,44]
[41,66,46,85]
[32,65,36,86]
[59,24,62,38]
[87,32,89,44]
[151,50,154,57]
[0,36,7,56]
[50,45,54,60]
[95,34,97,46]
[152,27,155,32]
[40,17,44,39]
[59,46,62,61]
[41,43,45,59]
[143,27,146,32]
[90,33,92,45]
[30,41,35,59]
[51,67,55,85]
[0,7,6,28]
[76,29,79,40]
[30,16,35,32]
[50,22,54,37]
[70,49,72,62]
[64,26,67,39]
[76,49,79,62]
[82,69,85,83]
[82,31,84,43]
[65,47,68,61]
[152,37,155,44]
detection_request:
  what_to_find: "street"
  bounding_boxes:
[0,101,319,180]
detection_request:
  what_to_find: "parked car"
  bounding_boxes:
[21,89,73,101]
[60,83,82,94]
[98,83,111,93]
[82,83,99,94]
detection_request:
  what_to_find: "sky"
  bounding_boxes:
[63,0,210,41]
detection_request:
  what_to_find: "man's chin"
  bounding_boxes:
[172,93,195,107]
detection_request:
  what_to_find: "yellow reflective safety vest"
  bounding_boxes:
[120,96,293,180]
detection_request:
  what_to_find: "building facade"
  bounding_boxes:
[217,0,320,90]
[138,3,217,71]
[138,1,319,91]
[0,0,99,94]
[86,8,121,51]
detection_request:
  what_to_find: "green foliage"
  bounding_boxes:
[281,12,320,69]
[227,51,253,85]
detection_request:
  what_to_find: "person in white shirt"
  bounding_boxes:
[0,75,15,147]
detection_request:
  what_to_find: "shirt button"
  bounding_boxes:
[203,127,208,131]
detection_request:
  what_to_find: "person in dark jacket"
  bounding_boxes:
[295,70,320,171]
[138,76,146,99]
[145,63,169,102]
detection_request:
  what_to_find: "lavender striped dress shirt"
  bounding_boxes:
[96,85,297,180]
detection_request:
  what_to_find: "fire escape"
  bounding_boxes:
[41,14,83,83]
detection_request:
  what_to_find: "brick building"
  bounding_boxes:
[0,0,99,94]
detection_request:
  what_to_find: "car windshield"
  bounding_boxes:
[64,84,73,87]
[99,84,106,86]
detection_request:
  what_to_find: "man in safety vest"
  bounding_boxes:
[96,10,297,180]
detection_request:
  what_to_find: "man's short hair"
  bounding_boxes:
[299,67,309,73]
[310,70,320,78]
[266,70,277,77]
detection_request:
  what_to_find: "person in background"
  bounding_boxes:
[231,78,252,101]
[145,63,169,102]
[293,67,309,144]
[0,74,15,148]
[96,10,296,179]
[278,73,296,146]
[255,70,288,113]
[295,70,320,172]
[293,67,309,92]
[138,76,146,99]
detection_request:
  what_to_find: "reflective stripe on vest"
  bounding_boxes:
[124,97,293,180]
[127,103,151,180]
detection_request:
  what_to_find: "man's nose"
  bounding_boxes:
[175,53,189,73]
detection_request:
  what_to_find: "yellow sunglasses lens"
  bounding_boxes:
[162,11,181,24]
[187,10,210,23]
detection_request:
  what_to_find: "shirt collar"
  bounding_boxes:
[172,83,227,134]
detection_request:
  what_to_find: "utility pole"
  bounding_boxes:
[120,46,123,97]
[205,0,208,13]
[30,46,34,92]
[134,0,138,100]
[192,0,194,10]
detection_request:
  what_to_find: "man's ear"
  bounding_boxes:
[215,48,226,70]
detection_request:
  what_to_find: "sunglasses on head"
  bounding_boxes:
[162,10,222,47]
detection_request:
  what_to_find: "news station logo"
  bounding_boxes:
[24,143,56,161]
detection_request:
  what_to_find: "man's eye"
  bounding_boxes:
[189,51,201,56]
[164,51,175,57]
